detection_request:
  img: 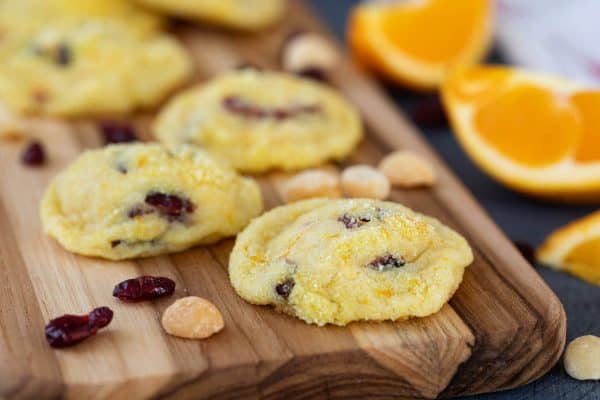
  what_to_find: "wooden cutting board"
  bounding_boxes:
[0,2,566,399]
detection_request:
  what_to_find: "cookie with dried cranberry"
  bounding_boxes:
[229,199,472,326]
[0,20,190,117]
[0,0,163,40]
[41,143,263,260]
[133,0,284,31]
[154,69,363,173]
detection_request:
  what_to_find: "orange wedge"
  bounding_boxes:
[537,211,600,286]
[442,65,600,202]
[348,0,494,90]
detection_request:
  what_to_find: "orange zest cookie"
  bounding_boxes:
[348,0,493,90]
[537,211,600,286]
[442,65,600,202]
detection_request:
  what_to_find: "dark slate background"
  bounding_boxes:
[308,1,600,399]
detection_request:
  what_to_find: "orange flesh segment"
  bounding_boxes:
[381,0,488,63]
[564,236,600,285]
[473,85,581,166]
[571,91,600,163]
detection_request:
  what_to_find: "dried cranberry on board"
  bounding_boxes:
[113,276,176,302]
[409,96,448,128]
[295,67,327,82]
[45,306,113,348]
[513,241,535,265]
[21,141,46,166]
[100,122,138,144]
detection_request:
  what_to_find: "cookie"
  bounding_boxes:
[0,0,162,39]
[41,143,263,260]
[229,199,472,326]
[133,0,284,31]
[154,70,363,173]
[0,20,190,116]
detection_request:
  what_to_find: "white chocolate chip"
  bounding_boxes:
[282,33,339,73]
[161,296,224,339]
[282,168,341,203]
[378,150,436,188]
[564,335,600,380]
[341,165,390,200]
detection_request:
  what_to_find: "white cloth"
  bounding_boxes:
[496,0,600,86]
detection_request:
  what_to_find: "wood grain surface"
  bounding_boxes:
[0,1,566,399]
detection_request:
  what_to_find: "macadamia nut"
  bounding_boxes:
[341,165,390,200]
[378,150,436,188]
[282,168,341,203]
[282,33,339,73]
[564,335,600,380]
[162,296,224,339]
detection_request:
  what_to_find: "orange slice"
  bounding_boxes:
[537,211,600,286]
[347,0,493,90]
[442,65,600,202]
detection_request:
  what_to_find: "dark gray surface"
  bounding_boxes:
[308,1,600,399]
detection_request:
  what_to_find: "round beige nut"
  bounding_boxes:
[378,151,436,188]
[162,296,224,339]
[282,33,339,73]
[564,335,600,380]
[341,165,390,200]
[282,168,341,203]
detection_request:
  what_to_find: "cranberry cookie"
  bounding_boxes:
[0,19,190,116]
[154,69,363,173]
[0,0,163,39]
[133,0,284,31]
[41,143,263,260]
[229,199,472,326]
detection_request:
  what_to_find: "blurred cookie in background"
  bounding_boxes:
[132,0,285,31]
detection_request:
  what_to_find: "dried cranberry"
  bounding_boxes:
[222,95,320,120]
[367,254,405,271]
[275,278,295,299]
[338,213,371,229]
[88,307,113,329]
[115,164,128,174]
[223,96,264,118]
[100,122,138,144]
[113,276,175,302]
[295,67,327,82]
[21,141,46,166]
[294,104,321,114]
[127,204,154,219]
[55,43,72,66]
[409,96,448,128]
[513,241,535,265]
[145,192,195,221]
[45,306,113,348]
